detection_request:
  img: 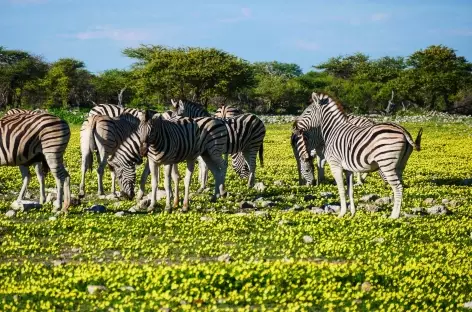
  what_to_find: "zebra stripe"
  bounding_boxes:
[138,113,228,212]
[171,99,211,117]
[215,105,243,118]
[294,114,374,186]
[0,113,71,212]
[79,113,141,199]
[293,92,422,219]
[5,108,47,116]
[89,103,155,118]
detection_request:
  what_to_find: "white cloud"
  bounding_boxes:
[61,26,150,42]
[371,13,389,22]
[219,7,252,23]
[295,40,319,51]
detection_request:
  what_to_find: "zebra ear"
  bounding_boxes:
[137,111,147,122]
[292,120,303,136]
[178,100,185,111]
[171,99,178,108]
[312,92,320,103]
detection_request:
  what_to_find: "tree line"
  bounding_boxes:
[1,44,471,114]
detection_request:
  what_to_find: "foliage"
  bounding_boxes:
[92,69,133,106]
[0,120,472,310]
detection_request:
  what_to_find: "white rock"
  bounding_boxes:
[52,259,66,266]
[217,253,231,263]
[87,285,107,294]
[253,182,266,192]
[5,210,16,217]
[10,200,42,212]
[120,286,135,292]
[200,216,213,221]
[112,251,121,257]
[48,216,57,221]
[303,235,314,243]
[105,194,119,201]
[115,211,125,217]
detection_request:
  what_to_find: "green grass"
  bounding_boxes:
[0,122,471,311]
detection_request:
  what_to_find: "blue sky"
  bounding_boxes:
[1,0,471,73]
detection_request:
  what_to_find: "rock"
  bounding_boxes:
[120,286,135,292]
[10,200,42,212]
[320,192,335,199]
[115,211,125,217]
[52,259,66,266]
[302,235,314,243]
[310,207,325,214]
[139,199,151,210]
[48,216,57,221]
[239,201,255,209]
[448,200,459,207]
[259,200,276,208]
[84,205,106,213]
[105,194,118,201]
[363,204,381,213]
[426,205,451,215]
[372,237,385,244]
[291,204,303,211]
[411,207,427,215]
[112,251,121,257]
[375,197,392,205]
[254,211,270,219]
[273,180,284,186]
[441,198,449,205]
[303,194,316,201]
[360,194,379,202]
[87,285,107,294]
[5,210,16,218]
[361,281,372,292]
[200,216,213,221]
[128,207,138,213]
[217,253,231,263]
[464,301,472,309]
[423,198,436,205]
[253,182,266,192]
[324,204,340,214]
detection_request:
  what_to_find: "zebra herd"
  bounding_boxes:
[0,91,422,218]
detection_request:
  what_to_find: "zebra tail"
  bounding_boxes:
[414,128,423,151]
[86,117,99,173]
[259,143,264,167]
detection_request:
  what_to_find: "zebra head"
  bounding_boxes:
[291,132,315,186]
[109,161,136,200]
[137,110,158,157]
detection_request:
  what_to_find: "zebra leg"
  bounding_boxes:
[34,163,46,204]
[110,168,116,196]
[196,156,208,193]
[44,153,70,213]
[201,155,226,202]
[17,165,31,201]
[182,161,195,212]
[316,155,326,185]
[330,165,348,217]
[137,160,150,200]
[244,150,258,188]
[346,171,356,216]
[96,151,108,196]
[379,166,403,219]
[148,160,161,212]
[171,164,180,209]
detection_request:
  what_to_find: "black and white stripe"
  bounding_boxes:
[0,113,71,212]
[79,113,141,199]
[5,108,47,116]
[215,105,243,118]
[293,92,422,219]
[138,112,228,212]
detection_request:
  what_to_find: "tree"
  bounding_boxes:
[123,45,255,106]
[253,61,303,78]
[92,69,133,106]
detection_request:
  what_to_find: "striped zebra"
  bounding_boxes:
[293,92,422,219]
[293,114,373,186]
[0,113,71,212]
[138,112,228,212]
[79,113,142,199]
[214,104,243,118]
[172,100,263,187]
[86,104,173,199]
[4,108,47,116]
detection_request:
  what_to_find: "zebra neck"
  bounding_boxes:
[320,107,349,143]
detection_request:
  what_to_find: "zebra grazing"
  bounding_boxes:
[215,104,243,118]
[79,113,142,199]
[171,100,263,187]
[0,113,71,212]
[293,114,373,186]
[138,112,228,212]
[293,92,423,219]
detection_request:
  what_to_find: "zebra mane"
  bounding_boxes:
[312,92,348,119]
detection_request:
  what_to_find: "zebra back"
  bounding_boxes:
[4,108,47,116]
[0,113,70,168]
[171,99,211,117]
[215,105,243,118]
[222,113,266,155]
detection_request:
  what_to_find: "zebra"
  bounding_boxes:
[4,108,47,116]
[171,100,263,188]
[0,113,71,212]
[293,114,374,186]
[79,113,141,199]
[138,112,228,212]
[86,104,173,200]
[293,92,422,219]
[214,104,243,118]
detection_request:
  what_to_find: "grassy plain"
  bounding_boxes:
[0,121,471,311]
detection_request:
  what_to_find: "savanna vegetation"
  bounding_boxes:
[1,44,471,115]
[0,117,472,310]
